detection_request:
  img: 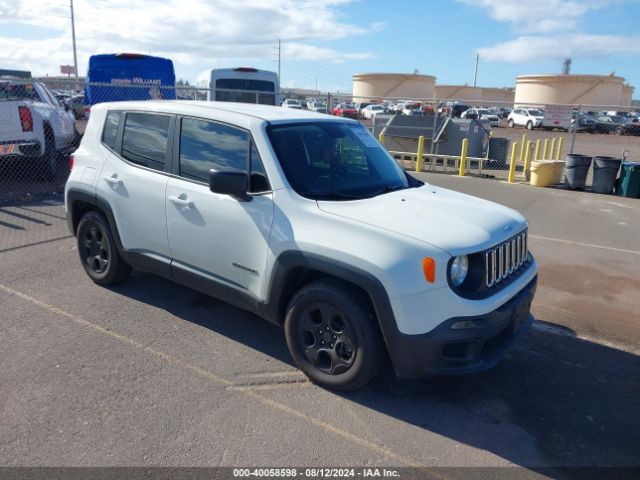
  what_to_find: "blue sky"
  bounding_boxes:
[2,0,639,96]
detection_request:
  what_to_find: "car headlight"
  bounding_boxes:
[449,255,469,287]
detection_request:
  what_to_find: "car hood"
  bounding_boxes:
[317,185,527,256]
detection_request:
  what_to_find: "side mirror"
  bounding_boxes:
[209,169,250,199]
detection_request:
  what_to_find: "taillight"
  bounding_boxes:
[69,155,74,170]
[18,106,33,132]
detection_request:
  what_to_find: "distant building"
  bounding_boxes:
[34,75,85,90]
[0,68,32,79]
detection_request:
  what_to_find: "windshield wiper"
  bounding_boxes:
[367,184,408,198]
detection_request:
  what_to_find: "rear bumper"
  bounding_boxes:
[387,276,537,378]
[0,140,41,157]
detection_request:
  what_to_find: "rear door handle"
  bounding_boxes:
[169,195,194,209]
[103,175,123,186]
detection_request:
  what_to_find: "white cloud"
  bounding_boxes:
[457,0,639,65]
[0,0,379,77]
[478,34,640,63]
[457,0,615,33]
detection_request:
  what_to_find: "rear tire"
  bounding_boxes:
[508,119,514,128]
[76,211,132,286]
[526,121,533,130]
[40,125,58,181]
[284,280,385,391]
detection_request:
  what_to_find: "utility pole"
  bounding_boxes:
[278,39,281,82]
[473,53,479,87]
[70,0,78,81]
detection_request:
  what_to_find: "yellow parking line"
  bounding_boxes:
[0,283,435,471]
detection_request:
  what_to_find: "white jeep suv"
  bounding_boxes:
[65,101,537,390]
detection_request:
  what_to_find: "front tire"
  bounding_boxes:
[284,280,385,391]
[76,211,132,286]
[508,119,514,128]
[526,121,533,130]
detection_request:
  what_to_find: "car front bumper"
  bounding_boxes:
[386,276,537,378]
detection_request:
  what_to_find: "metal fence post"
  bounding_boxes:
[430,106,439,154]
[534,139,541,160]
[508,142,519,183]
[550,138,556,160]
[569,105,580,154]
[378,132,385,145]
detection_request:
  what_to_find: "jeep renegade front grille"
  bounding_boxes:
[484,230,528,288]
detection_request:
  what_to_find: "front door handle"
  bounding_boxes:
[103,174,123,186]
[169,195,194,209]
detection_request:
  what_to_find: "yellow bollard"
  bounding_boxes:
[519,134,528,163]
[523,140,533,178]
[555,136,564,160]
[542,139,549,159]
[415,135,425,172]
[458,138,469,176]
[508,142,519,183]
[534,139,541,160]
[378,132,385,145]
[550,138,556,160]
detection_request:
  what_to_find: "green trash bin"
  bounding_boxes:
[617,162,640,198]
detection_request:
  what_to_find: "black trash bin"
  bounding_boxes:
[592,156,622,194]
[564,154,592,190]
[488,137,509,169]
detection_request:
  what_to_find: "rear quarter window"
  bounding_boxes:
[102,111,121,150]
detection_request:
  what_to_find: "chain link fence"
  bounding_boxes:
[1,79,639,249]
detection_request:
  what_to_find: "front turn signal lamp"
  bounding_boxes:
[422,257,436,283]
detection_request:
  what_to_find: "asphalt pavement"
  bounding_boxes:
[0,175,639,478]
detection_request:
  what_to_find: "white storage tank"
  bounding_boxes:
[352,73,436,101]
[620,84,635,107]
[515,74,631,107]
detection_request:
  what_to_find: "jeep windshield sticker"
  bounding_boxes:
[350,125,379,148]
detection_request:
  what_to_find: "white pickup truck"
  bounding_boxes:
[0,79,77,179]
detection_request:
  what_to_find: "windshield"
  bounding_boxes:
[476,109,490,115]
[268,122,415,200]
[527,109,544,116]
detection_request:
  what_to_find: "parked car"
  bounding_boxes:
[593,115,629,135]
[308,102,327,114]
[66,101,537,391]
[281,99,303,109]
[354,102,371,117]
[361,104,386,120]
[507,108,544,130]
[461,108,500,127]
[67,94,85,119]
[569,113,596,133]
[402,103,424,116]
[618,120,640,136]
[333,103,358,119]
[0,79,77,179]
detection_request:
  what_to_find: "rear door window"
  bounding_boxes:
[121,112,171,171]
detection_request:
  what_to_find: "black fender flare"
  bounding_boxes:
[262,251,406,373]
